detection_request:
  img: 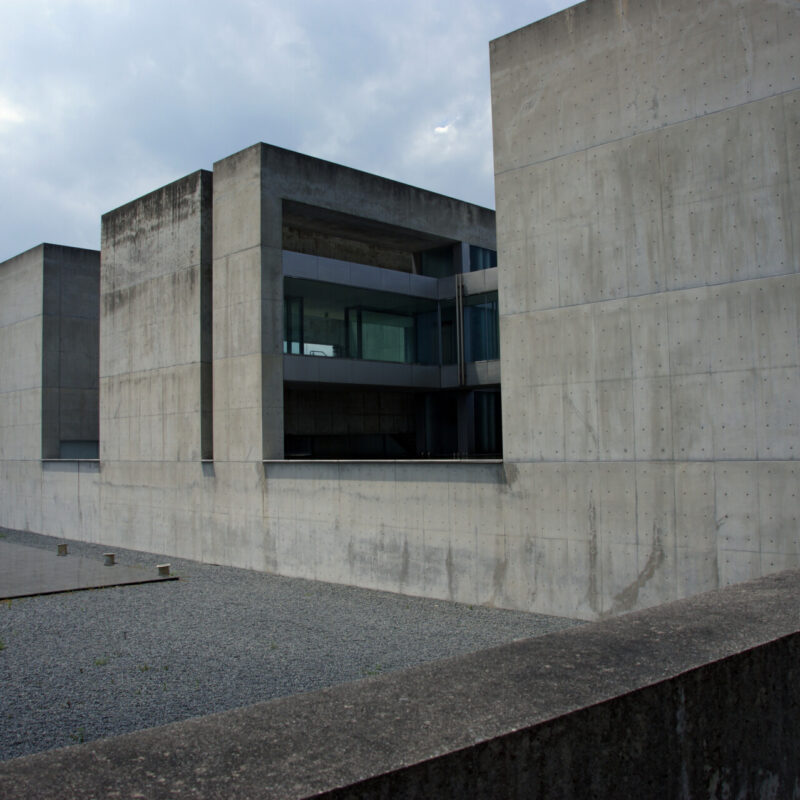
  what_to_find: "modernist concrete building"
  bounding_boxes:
[0,0,797,620]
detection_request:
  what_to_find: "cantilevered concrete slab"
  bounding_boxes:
[0,541,176,600]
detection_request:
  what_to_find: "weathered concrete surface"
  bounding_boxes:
[0,244,99,461]
[0,540,176,599]
[490,0,800,612]
[101,171,212,461]
[211,143,497,461]
[1,569,797,799]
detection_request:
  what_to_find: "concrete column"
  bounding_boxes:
[212,144,284,461]
[100,173,210,463]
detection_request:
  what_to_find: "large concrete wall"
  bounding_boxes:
[0,244,99,533]
[490,0,800,610]
[100,171,212,461]
[0,243,99,460]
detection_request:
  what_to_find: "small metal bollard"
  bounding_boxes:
[104,552,115,566]
[57,543,68,556]
[157,564,170,577]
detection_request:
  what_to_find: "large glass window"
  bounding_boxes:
[284,279,499,367]
[464,292,499,362]
[284,278,438,365]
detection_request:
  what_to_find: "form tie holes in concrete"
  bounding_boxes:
[57,544,68,557]
[158,564,170,577]
[104,553,116,566]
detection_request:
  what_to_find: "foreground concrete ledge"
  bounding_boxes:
[1,570,798,798]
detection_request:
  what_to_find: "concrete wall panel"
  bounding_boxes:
[491,0,800,172]
[101,171,210,462]
[491,0,800,617]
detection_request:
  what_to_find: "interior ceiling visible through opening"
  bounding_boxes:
[282,200,455,253]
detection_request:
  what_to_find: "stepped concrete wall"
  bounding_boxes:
[0,0,797,621]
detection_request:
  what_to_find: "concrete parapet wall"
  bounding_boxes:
[2,455,795,620]
[1,569,797,798]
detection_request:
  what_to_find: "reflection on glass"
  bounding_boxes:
[284,277,499,366]
[464,292,499,362]
[469,245,497,272]
[440,301,456,365]
[284,296,302,354]
[284,278,437,365]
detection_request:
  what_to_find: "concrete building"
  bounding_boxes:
[0,0,797,620]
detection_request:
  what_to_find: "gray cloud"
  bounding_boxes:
[0,0,572,261]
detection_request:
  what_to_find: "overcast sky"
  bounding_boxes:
[0,0,573,262]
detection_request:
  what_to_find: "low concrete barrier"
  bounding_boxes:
[1,570,798,798]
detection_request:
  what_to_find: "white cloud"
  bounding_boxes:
[0,0,573,261]
[0,98,25,126]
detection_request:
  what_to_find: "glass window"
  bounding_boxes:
[284,296,303,354]
[415,309,439,366]
[440,301,457,365]
[361,310,414,363]
[469,246,497,272]
[284,277,437,365]
[464,292,499,362]
[419,245,455,278]
[474,390,502,455]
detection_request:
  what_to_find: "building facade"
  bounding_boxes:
[0,0,797,620]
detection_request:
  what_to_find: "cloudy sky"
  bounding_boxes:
[0,0,573,262]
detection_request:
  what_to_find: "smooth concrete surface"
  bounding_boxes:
[489,0,800,614]
[0,455,796,620]
[0,540,176,599]
[0,569,797,798]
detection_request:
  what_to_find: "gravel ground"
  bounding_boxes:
[0,527,581,762]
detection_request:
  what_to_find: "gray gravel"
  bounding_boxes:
[0,527,581,762]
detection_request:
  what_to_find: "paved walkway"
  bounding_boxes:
[0,540,175,600]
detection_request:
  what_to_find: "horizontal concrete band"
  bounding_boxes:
[1,569,798,799]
